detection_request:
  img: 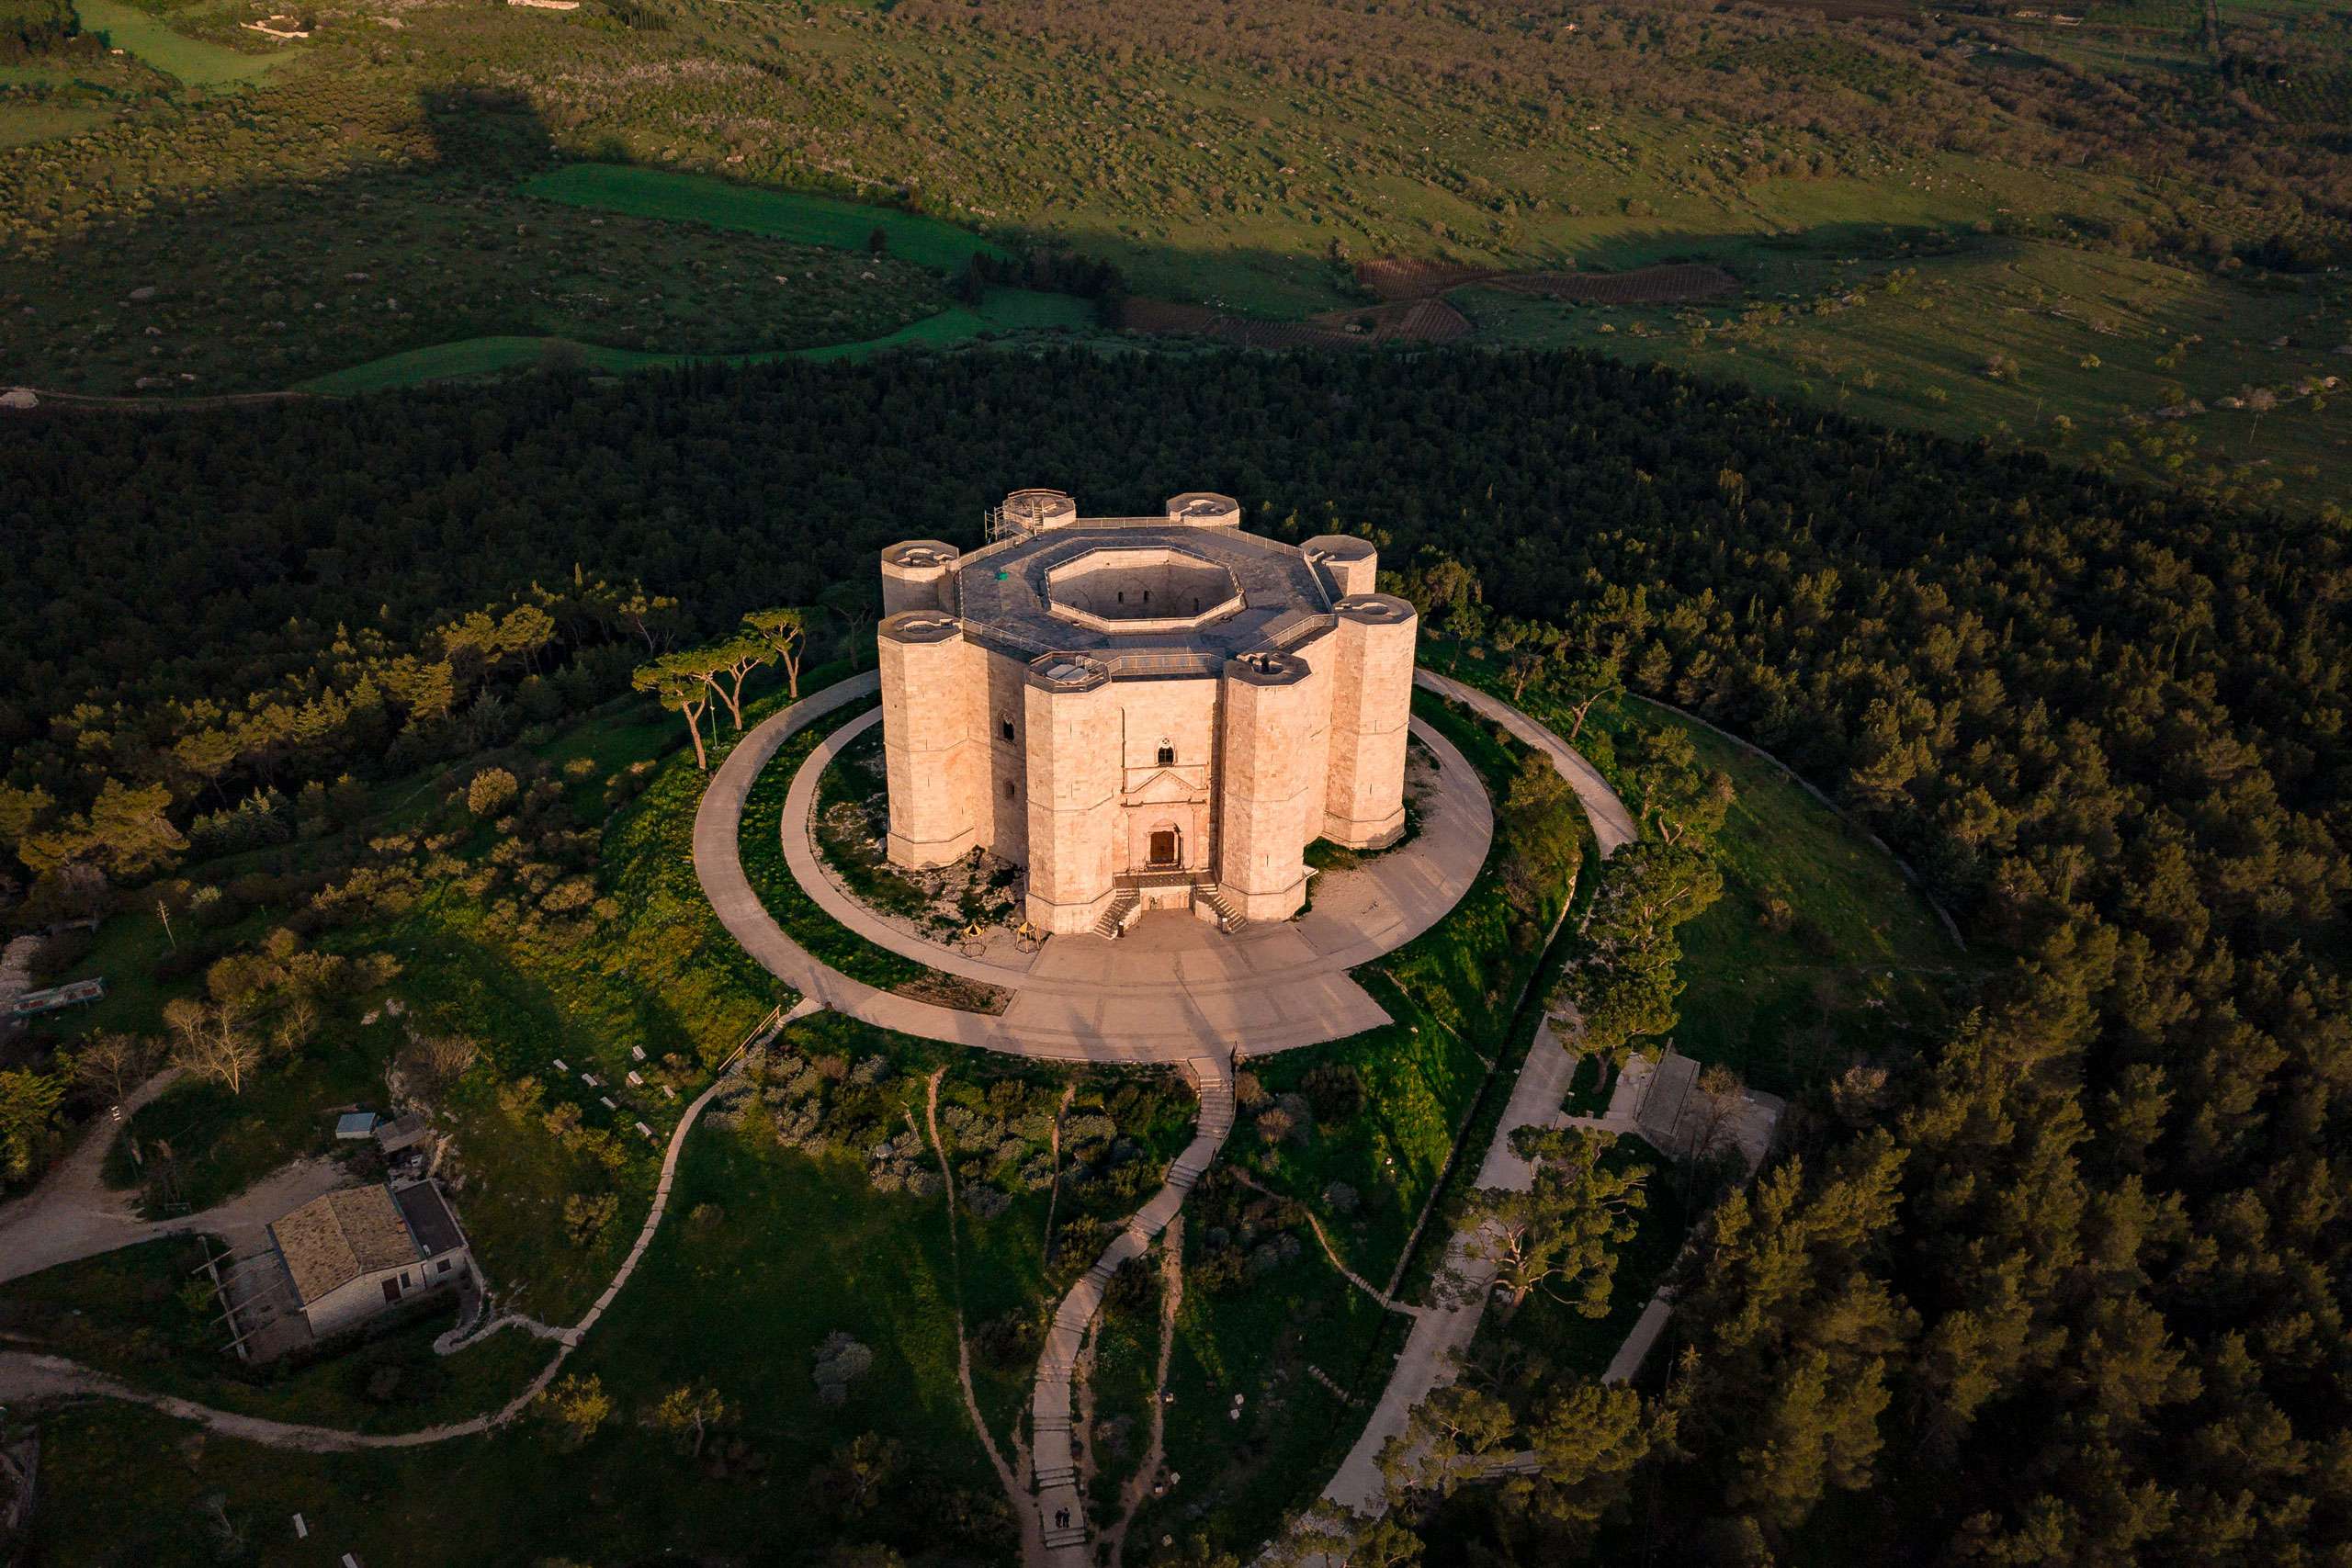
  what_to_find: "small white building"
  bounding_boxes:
[265,1181,471,1338]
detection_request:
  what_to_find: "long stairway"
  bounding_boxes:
[1029,1053,1235,1566]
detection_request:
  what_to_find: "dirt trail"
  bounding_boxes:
[1041,1082,1075,1266]
[0,1006,799,1450]
[0,1072,354,1288]
[922,1068,1042,1565]
[1102,1213,1185,1567]
[1030,1056,1233,1565]
[1227,1168,1413,1316]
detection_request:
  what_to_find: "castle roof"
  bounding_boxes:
[951,502,1338,678]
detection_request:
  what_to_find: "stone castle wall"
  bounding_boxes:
[874,498,1416,935]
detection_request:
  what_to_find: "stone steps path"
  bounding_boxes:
[1028,1054,1234,1566]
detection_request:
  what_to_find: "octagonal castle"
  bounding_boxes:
[877,489,1418,937]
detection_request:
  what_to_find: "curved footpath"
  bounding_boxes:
[0,1067,348,1289]
[0,1003,808,1450]
[695,672,1494,1063]
[2,669,1632,1563]
[1028,1055,1235,1564]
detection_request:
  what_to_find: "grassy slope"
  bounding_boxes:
[14,1024,1193,1565]
[1446,646,1966,1097]
[73,0,278,88]
[524,163,1009,272]
[295,287,1098,393]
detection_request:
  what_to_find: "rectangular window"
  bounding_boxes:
[437,1258,453,1275]
[1001,717,1015,741]
[1157,745,1175,767]
[1003,780,1017,799]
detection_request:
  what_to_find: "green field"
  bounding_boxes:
[1618,696,1962,1095]
[72,0,277,88]
[1438,649,1966,1098]
[1459,233,2352,516]
[294,288,1098,393]
[0,0,2339,510]
[525,163,1010,274]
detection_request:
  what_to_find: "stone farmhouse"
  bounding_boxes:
[264,1179,471,1338]
[876,489,1417,936]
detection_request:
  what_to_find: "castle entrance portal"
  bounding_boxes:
[1148,828,1182,868]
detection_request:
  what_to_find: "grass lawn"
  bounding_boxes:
[524,163,1011,273]
[0,96,117,146]
[73,0,278,88]
[1597,695,1966,1096]
[1438,645,1969,1097]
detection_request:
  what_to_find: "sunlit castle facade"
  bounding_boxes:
[876,489,1417,937]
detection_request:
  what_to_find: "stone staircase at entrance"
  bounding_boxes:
[1192,882,1249,934]
[1091,888,1141,940]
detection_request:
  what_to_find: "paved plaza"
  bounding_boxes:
[694,671,1495,1063]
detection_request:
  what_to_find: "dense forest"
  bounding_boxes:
[3,346,2347,1558]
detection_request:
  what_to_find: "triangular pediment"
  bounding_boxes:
[1125,769,1205,806]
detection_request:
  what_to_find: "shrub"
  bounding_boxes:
[563,1190,619,1247]
[467,768,519,818]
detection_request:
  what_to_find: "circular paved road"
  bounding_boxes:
[692,671,1496,1064]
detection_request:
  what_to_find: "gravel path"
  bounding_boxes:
[0,1069,351,1288]
[1315,674,1635,1522]
[695,675,1493,1063]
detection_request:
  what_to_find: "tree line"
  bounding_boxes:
[2,346,2347,1562]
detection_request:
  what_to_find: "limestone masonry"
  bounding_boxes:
[876,489,1418,936]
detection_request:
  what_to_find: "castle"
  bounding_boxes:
[876,490,1418,937]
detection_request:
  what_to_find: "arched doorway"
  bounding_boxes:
[1147,825,1182,868]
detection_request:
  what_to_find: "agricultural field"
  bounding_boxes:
[0,0,2343,506]
[70,0,277,88]
[296,288,1100,393]
[1455,231,2352,517]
